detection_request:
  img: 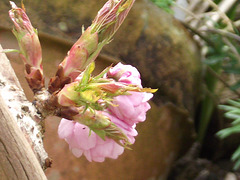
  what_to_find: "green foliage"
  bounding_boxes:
[150,0,176,13]
[218,100,240,170]
[192,3,240,161]
[152,0,240,169]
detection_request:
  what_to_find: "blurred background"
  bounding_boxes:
[1,0,240,179]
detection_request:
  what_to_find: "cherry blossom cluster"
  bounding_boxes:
[58,63,153,162]
[8,0,156,162]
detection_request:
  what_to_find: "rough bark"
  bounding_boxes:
[0,96,47,180]
[0,45,47,179]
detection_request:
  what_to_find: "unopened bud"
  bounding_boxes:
[9,2,44,91]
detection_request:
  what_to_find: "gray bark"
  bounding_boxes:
[0,45,48,179]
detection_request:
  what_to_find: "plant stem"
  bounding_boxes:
[197,62,221,142]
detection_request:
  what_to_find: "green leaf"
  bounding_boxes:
[228,99,240,108]
[80,62,95,86]
[217,125,240,139]
[230,81,240,91]
[94,65,111,80]
[218,99,240,170]
[219,105,239,111]
[151,0,175,13]
[233,159,240,170]
[224,67,240,74]
[225,112,240,120]
[203,55,225,65]
[232,118,240,125]
[232,146,240,161]
[232,146,240,170]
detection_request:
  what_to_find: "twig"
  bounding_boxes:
[201,28,240,43]
[234,20,240,28]
[182,22,216,48]
[188,0,209,14]
[172,1,195,21]
[204,0,235,31]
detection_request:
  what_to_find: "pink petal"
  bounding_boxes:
[127,92,145,105]
[58,119,75,139]
[110,143,124,159]
[91,138,114,157]
[112,95,135,118]
[143,93,153,102]
[83,150,92,162]
[71,148,83,158]
[73,123,97,150]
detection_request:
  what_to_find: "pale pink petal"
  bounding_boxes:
[91,156,105,162]
[91,138,114,157]
[110,95,135,118]
[107,113,137,143]
[127,92,145,105]
[71,148,83,158]
[143,93,153,102]
[83,150,92,162]
[110,143,124,159]
[91,138,124,160]
[58,119,75,139]
[73,123,97,150]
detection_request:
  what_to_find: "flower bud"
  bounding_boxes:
[48,0,136,93]
[59,28,99,80]
[91,0,135,41]
[107,62,142,87]
[9,1,44,91]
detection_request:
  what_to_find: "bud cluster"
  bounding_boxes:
[48,0,135,93]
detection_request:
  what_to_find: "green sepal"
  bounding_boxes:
[0,49,20,53]
[94,65,112,80]
[91,129,106,140]
[80,62,95,86]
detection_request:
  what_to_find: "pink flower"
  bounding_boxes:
[106,63,153,125]
[58,63,154,162]
[107,62,142,87]
[58,118,133,162]
[109,92,153,126]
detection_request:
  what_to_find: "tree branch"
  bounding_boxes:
[0,95,47,179]
[0,44,50,177]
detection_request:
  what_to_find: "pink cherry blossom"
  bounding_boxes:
[108,92,153,126]
[58,118,137,162]
[107,62,142,87]
[106,63,153,125]
[58,63,153,162]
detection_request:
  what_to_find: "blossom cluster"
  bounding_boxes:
[8,0,155,163]
[58,63,153,162]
